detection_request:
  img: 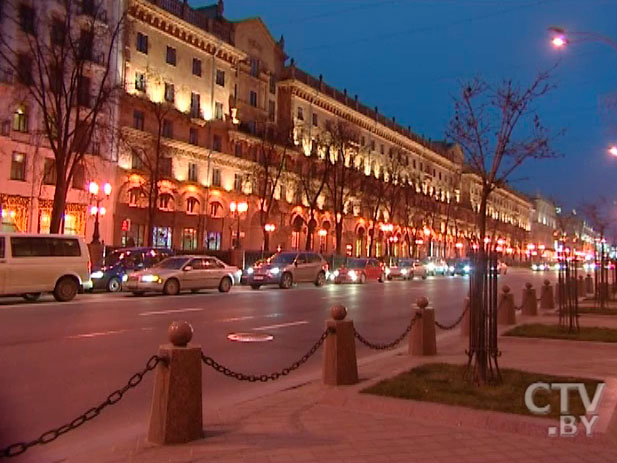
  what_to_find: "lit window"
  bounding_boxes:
[164,82,174,102]
[186,197,199,214]
[13,106,28,133]
[188,163,198,182]
[135,72,145,92]
[190,92,200,118]
[215,102,223,120]
[10,152,26,181]
[211,168,221,187]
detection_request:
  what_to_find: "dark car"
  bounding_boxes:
[89,247,173,292]
[451,258,472,276]
[247,251,328,289]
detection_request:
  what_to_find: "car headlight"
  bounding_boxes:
[269,267,280,275]
[385,267,391,275]
[348,270,357,281]
[463,265,471,272]
[333,270,340,278]
[427,263,435,271]
[401,268,408,275]
[90,271,104,279]
[140,274,161,283]
[122,274,129,282]
[532,264,538,270]
[449,266,454,271]
[246,267,254,274]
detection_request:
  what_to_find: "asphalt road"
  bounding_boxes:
[0,267,552,462]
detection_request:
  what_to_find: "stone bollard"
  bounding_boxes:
[577,276,586,298]
[521,282,538,316]
[460,297,471,338]
[585,274,594,295]
[498,286,517,325]
[410,297,437,356]
[323,305,358,386]
[539,279,555,310]
[148,321,203,445]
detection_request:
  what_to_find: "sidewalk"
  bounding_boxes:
[32,317,617,463]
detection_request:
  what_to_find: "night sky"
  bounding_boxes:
[192,0,617,211]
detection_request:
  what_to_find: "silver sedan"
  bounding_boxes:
[123,256,242,296]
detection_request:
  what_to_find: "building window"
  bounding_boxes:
[297,106,304,121]
[131,149,143,170]
[152,226,172,248]
[215,101,223,120]
[269,100,275,122]
[77,76,91,107]
[189,127,198,145]
[312,113,318,127]
[133,110,144,130]
[234,143,242,157]
[13,106,28,132]
[249,90,257,107]
[209,201,223,218]
[280,184,287,202]
[10,152,26,181]
[78,29,94,61]
[43,158,56,185]
[186,198,199,215]
[136,32,148,54]
[269,74,276,94]
[249,57,259,77]
[212,134,221,151]
[162,119,173,138]
[159,157,172,177]
[216,69,225,87]
[158,193,173,211]
[211,168,221,187]
[164,82,174,102]
[166,46,176,66]
[206,231,221,251]
[135,72,145,92]
[17,53,32,85]
[71,163,85,189]
[190,92,200,118]
[128,188,140,206]
[192,58,201,77]
[370,140,375,151]
[19,4,35,34]
[50,19,66,47]
[182,228,197,250]
[234,173,243,192]
[380,144,384,155]
[188,162,198,182]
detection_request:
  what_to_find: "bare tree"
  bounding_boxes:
[249,120,292,252]
[446,71,559,385]
[324,119,361,255]
[0,0,125,233]
[297,144,329,251]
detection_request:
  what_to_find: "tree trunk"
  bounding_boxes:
[263,227,270,252]
[49,178,68,234]
[335,219,343,255]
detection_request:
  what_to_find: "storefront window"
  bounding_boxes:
[153,226,172,248]
[182,228,197,251]
[63,214,78,235]
[206,232,221,251]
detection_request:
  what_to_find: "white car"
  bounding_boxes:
[123,255,241,296]
[387,259,427,280]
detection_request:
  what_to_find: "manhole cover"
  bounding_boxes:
[227,332,274,343]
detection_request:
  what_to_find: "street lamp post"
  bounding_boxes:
[229,200,248,249]
[89,181,112,244]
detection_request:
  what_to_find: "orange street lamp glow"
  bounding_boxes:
[318,229,327,237]
[552,36,567,47]
[610,145,617,157]
[89,181,99,195]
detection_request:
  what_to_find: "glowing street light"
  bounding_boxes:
[230,200,248,249]
[89,181,112,244]
[609,145,617,157]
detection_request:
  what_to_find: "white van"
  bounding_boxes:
[0,233,92,302]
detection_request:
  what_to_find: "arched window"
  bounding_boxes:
[128,187,141,206]
[209,201,223,218]
[186,197,199,214]
[158,193,174,211]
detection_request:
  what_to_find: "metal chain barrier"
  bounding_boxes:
[201,329,330,382]
[354,313,421,350]
[435,304,469,330]
[1,355,166,459]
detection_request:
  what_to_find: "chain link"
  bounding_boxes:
[435,304,469,331]
[354,313,421,350]
[1,355,165,459]
[201,329,330,382]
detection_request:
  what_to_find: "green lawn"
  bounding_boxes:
[362,363,601,419]
[504,323,617,343]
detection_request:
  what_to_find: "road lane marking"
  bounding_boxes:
[66,329,130,339]
[139,308,204,316]
[252,320,309,331]
[215,313,283,323]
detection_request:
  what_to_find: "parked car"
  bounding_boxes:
[386,258,427,280]
[247,251,328,290]
[242,258,267,284]
[451,258,472,276]
[424,258,449,276]
[0,233,92,302]
[90,247,173,292]
[333,258,385,284]
[123,255,241,296]
[531,262,550,271]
